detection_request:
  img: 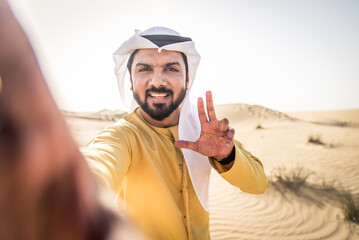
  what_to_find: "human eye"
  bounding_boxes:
[138,66,151,72]
[166,66,179,72]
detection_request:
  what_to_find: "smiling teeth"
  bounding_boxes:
[150,93,168,97]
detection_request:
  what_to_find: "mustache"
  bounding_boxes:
[145,87,173,96]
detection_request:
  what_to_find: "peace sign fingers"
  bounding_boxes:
[177,91,235,161]
[197,97,207,124]
[206,91,217,121]
[197,91,218,125]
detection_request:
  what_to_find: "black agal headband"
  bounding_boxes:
[141,34,192,48]
[127,34,191,74]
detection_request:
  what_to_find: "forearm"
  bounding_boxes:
[210,141,268,194]
[81,147,122,193]
[81,129,132,193]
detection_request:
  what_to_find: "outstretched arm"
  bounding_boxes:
[0,1,141,239]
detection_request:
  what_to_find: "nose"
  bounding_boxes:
[149,69,167,88]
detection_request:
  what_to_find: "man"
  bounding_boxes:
[82,27,268,240]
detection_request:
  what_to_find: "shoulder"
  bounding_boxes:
[104,110,152,141]
[85,113,140,147]
[100,115,140,142]
[87,109,154,148]
[111,110,148,136]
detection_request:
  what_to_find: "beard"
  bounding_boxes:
[133,86,186,121]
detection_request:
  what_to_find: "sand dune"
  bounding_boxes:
[216,103,295,122]
[62,110,126,147]
[63,109,127,121]
[211,105,359,239]
[65,104,359,239]
[288,109,359,127]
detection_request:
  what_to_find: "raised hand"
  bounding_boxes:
[175,91,235,161]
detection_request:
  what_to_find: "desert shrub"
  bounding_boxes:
[308,134,336,148]
[270,166,359,227]
[270,166,313,191]
[340,192,359,224]
[308,134,325,145]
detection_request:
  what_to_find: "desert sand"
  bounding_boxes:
[63,104,359,239]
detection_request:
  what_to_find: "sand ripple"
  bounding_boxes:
[209,173,357,240]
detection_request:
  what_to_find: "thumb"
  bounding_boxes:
[175,140,198,151]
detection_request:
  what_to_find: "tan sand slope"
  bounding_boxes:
[63,109,127,121]
[62,109,126,147]
[210,106,359,239]
[215,103,295,130]
[64,104,359,239]
[288,108,359,127]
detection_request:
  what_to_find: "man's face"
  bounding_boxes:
[130,49,188,121]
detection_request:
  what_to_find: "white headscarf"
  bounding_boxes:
[113,27,211,211]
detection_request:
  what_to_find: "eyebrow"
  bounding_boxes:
[135,62,182,69]
[135,63,151,68]
[164,62,181,68]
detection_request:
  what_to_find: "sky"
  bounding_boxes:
[8,0,359,112]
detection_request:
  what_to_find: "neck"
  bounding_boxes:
[139,108,180,128]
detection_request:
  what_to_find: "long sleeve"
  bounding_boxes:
[81,126,132,193]
[80,112,211,239]
[209,140,268,194]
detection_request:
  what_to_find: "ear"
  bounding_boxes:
[186,74,189,90]
[129,76,133,91]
